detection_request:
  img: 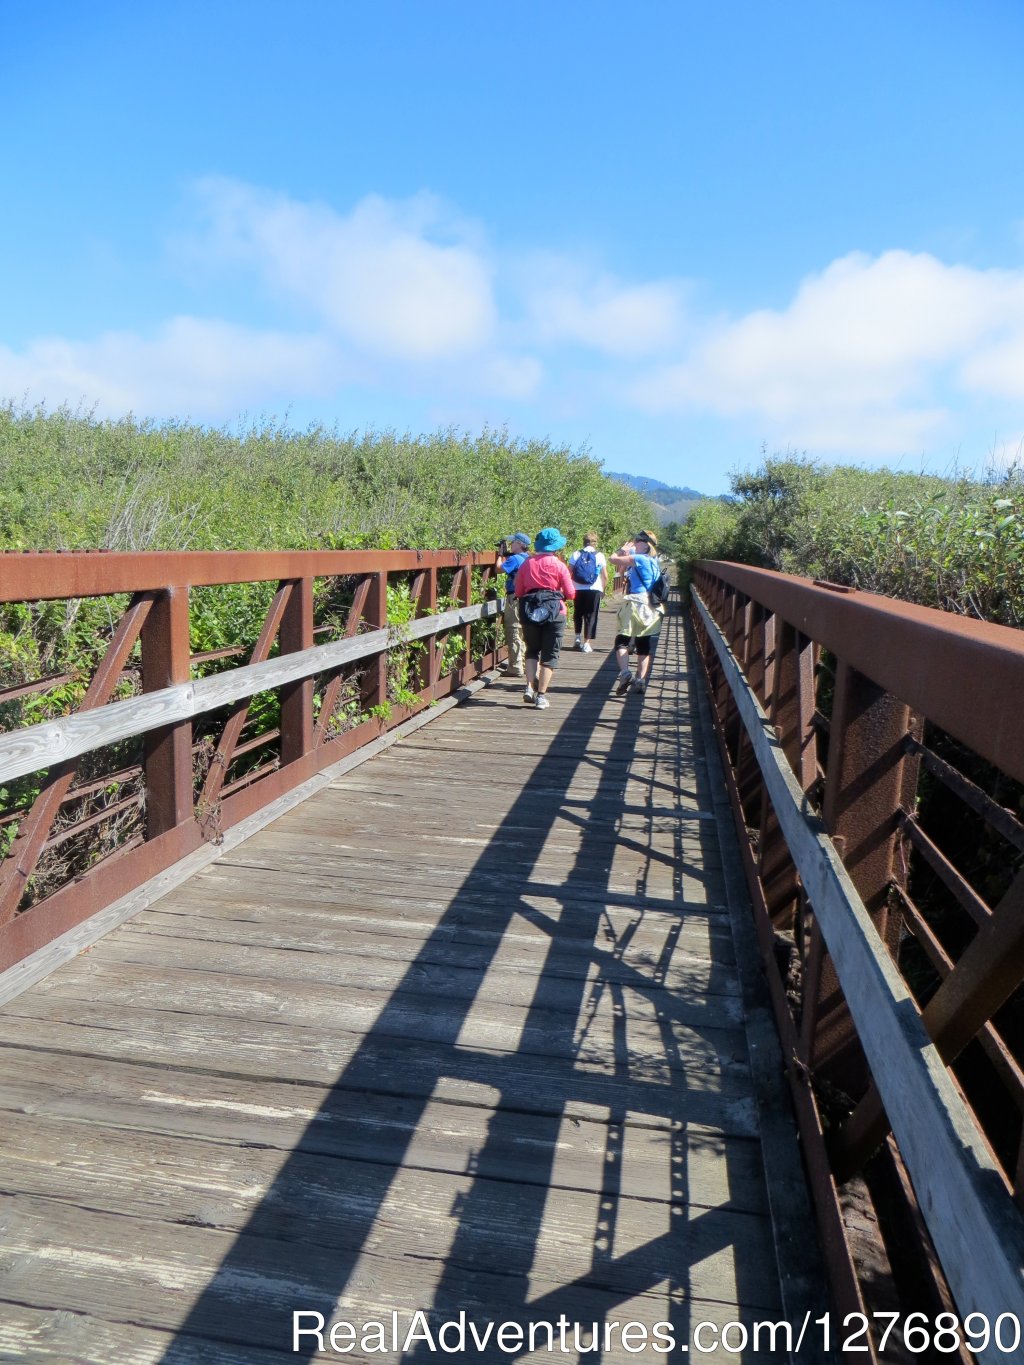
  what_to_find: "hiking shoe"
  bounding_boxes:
[573,635,582,650]
[534,694,550,710]
[581,641,593,653]
[615,671,633,695]
[522,688,536,704]
[632,678,646,696]
[503,666,525,678]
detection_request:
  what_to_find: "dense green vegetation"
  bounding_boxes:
[0,400,651,684]
[0,402,650,556]
[676,455,1024,627]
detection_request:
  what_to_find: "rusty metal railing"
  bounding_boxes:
[691,560,1024,1363]
[0,550,503,982]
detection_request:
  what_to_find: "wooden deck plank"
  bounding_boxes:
[0,604,814,1361]
[0,1193,782,1350]
[92,926,743,1006]
[10,964,753,1082]
[0,1007,760,1131]
[0,1120,781,1304]
[0,1052,771,1211]
[124,896,737,964]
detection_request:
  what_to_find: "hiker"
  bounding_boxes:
[567,532,608,652]
[496,532,531,677]
[608,529,664,697]
[514,526,576,710]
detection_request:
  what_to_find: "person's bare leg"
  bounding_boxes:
[536,663,554,695]
[525,658,538,694]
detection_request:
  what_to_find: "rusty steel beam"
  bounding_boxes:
[894,883,1024,1114]
[279,577,315,766]
[806,664,921,1090]
[360,571,388,712]
[196,582,293,827]
[314,575,373,745]
[899,813,993,927]
[906,736,1024,855]
[141,586,193,838]
[0,549,500,603]
[698,561,1024,784]
[831,869,1024,1182]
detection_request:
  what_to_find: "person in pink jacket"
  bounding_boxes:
[514,527,576,710]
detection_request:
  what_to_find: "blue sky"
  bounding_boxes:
[4,1,1024,494]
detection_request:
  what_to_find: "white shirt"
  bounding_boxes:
[568,548,608,594]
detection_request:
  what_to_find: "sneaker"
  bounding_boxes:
[522,688,536,704]
[632,678,646,695]
[615,671,633,695]
[581,641,593,653]
[574,635,582,650]
[534,694,550,709]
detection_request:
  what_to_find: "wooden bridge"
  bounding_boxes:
[1,550,1024,1363]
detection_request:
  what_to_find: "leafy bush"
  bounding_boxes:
[0,400,651,680]
[678,454,1024,626]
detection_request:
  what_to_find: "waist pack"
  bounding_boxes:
[520,590,564,625]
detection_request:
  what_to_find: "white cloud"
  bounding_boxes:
[522,264,689,358]
[8,182,1024,461]
[960,334,1024,399]
[0,318,346,419]
[629,249,1024,453]
[480,353,544,400]
[187,179,497,361]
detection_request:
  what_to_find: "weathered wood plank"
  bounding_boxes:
[24,958,749,1067]
[110,919,741,1003]
[141,883,734,954]
[0,1192,782,1354]
[0,1009,761,1134]
[0,1299,776,1365]
[209,841,724,905]
[0,1113,779,1301]
[0,1305,295,1365]
[171,863,732,922]
[0,1050,770,1211]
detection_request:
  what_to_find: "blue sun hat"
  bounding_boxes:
[534,526,567,553]
[507,532,531,548]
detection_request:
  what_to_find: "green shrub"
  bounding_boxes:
[678,453,1024,626]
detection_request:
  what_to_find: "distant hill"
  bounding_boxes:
[605,470,708,524]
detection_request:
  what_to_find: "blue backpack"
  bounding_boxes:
[574,549,599,586]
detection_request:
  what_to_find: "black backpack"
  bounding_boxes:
[649,570,670,607]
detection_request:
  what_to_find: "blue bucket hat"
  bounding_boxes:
[534,526,567,553]
[507,532,531,548]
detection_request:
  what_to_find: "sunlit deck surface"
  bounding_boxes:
[0,603,816,1363]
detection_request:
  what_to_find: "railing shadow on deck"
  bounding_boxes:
[156,619,773,1363]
